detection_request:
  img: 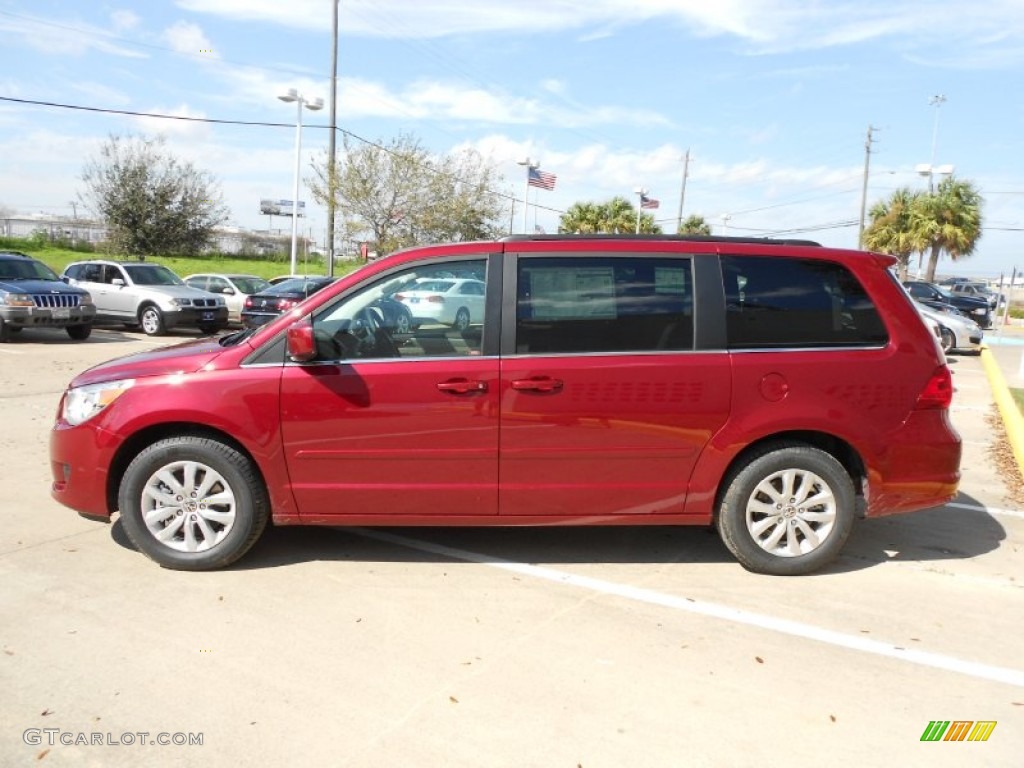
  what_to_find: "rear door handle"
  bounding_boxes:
[510,377,564,393]
[437,379,488,394]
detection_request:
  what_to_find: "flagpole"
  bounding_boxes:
[518,157,538,234]
[634,187,647,234]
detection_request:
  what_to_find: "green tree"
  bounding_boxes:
[678,214,712,235]
[79,134,228,256]
[913,177,983,282]
[558,196,661,234]
[863,187,920,279]
[309,134,507,256]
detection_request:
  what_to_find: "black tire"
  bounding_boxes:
[393,310,411,335]
[118,436,270,570]
[939,326,954,353]
[716,443,855,576]
[66,323,92,341]
[454,307,470,331]
[138,305,165,336]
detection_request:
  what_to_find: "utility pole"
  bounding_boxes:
[858,125,877,249]
[675,149,690,234]
[326,0,339,276]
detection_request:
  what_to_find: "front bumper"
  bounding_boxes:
[163,306,229,330]
[1,305,96,328]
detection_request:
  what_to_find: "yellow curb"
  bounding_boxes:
[979,346,1024,484]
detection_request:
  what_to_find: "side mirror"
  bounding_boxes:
[221,287,235,295]
[112,278,125,287]
[286,318,316,362]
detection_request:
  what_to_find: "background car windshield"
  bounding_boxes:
[0,259,60,281]
[412,280,455,292]
[268,278,330,295]
[233,277,270,294]
[123,264,183,286]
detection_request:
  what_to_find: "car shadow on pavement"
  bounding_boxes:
[109,493,1007,574]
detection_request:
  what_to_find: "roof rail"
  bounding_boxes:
[499,234,822,247]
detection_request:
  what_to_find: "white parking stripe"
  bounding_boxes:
[947,501,1024,520]
[353,528,1024,688]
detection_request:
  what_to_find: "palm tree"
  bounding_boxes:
[678,214,712,236]
[912,177,983,282]
[862,187,920,279]
[559,202,604,233]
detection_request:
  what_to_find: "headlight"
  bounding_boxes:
[62,379,135,426]
[79,294,94,306]
[171,298,192,307]
[0,293,34,307]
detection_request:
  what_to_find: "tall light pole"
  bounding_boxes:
[915,94,951,194]
[326,0,339,277]
[517,157,538,233]
[675,149,690,234]
[279,88,323,275]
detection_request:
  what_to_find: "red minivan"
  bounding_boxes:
[50,235,961,574]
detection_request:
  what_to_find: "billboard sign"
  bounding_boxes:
[259,199,306,217]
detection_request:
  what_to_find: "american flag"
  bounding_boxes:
[528,167,557,190]
[640,194,660,210]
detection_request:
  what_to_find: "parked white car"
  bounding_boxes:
[184,273,271,325]
[393,277,486,330]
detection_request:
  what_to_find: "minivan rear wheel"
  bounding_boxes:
[118,436,270,570]
[717,444,855,576]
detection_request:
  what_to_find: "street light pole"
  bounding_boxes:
[326,0,339,277]
[279,89,323,275]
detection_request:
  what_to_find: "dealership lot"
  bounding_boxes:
[1,327,1021,766]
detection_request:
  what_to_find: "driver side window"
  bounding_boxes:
[310,259,488,361]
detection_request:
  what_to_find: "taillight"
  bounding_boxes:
[277,299,298,310]
[916,365,953,409]
[426,295,444,304]
[244,297,253,308]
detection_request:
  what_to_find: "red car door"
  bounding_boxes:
[279,256,499,519]
[498,253,731,518]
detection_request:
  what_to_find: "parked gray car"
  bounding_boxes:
[63,260,228,336]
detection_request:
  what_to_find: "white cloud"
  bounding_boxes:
[0,13,146,58]
[110,10,140,33]
[133,104,212,138]
[173,0,1024,67]
[163,21,218,59]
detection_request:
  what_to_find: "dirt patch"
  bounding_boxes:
[986,408,1024,507]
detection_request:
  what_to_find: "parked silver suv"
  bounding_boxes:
[63,260,229,336]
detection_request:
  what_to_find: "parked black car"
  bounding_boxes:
[241,277,337,328]
[0,251,96,341]
[902,280,991,328]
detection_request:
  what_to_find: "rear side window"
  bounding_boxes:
[722,255,887,349]
[516,257,693,354]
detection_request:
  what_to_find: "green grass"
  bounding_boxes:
[0,236,363,281]
[1011,388,1024,416]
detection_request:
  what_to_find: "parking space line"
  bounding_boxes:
[353,528,1024,688]
[947,501,1024,520]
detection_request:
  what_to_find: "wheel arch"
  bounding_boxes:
[106,423,268,515]
[711,430,866,524]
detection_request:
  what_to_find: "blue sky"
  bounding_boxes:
[1,0,1021,276]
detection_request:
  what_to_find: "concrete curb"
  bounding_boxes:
[979,346,1024,484]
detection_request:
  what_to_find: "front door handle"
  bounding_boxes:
[510,377,564,393]
[437,379,488,395]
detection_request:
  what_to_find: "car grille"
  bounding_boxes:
[32,293,81,308]
[191,298,219,308]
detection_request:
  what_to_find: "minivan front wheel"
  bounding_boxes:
[717,444,855,576]
[118,436,269,570]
